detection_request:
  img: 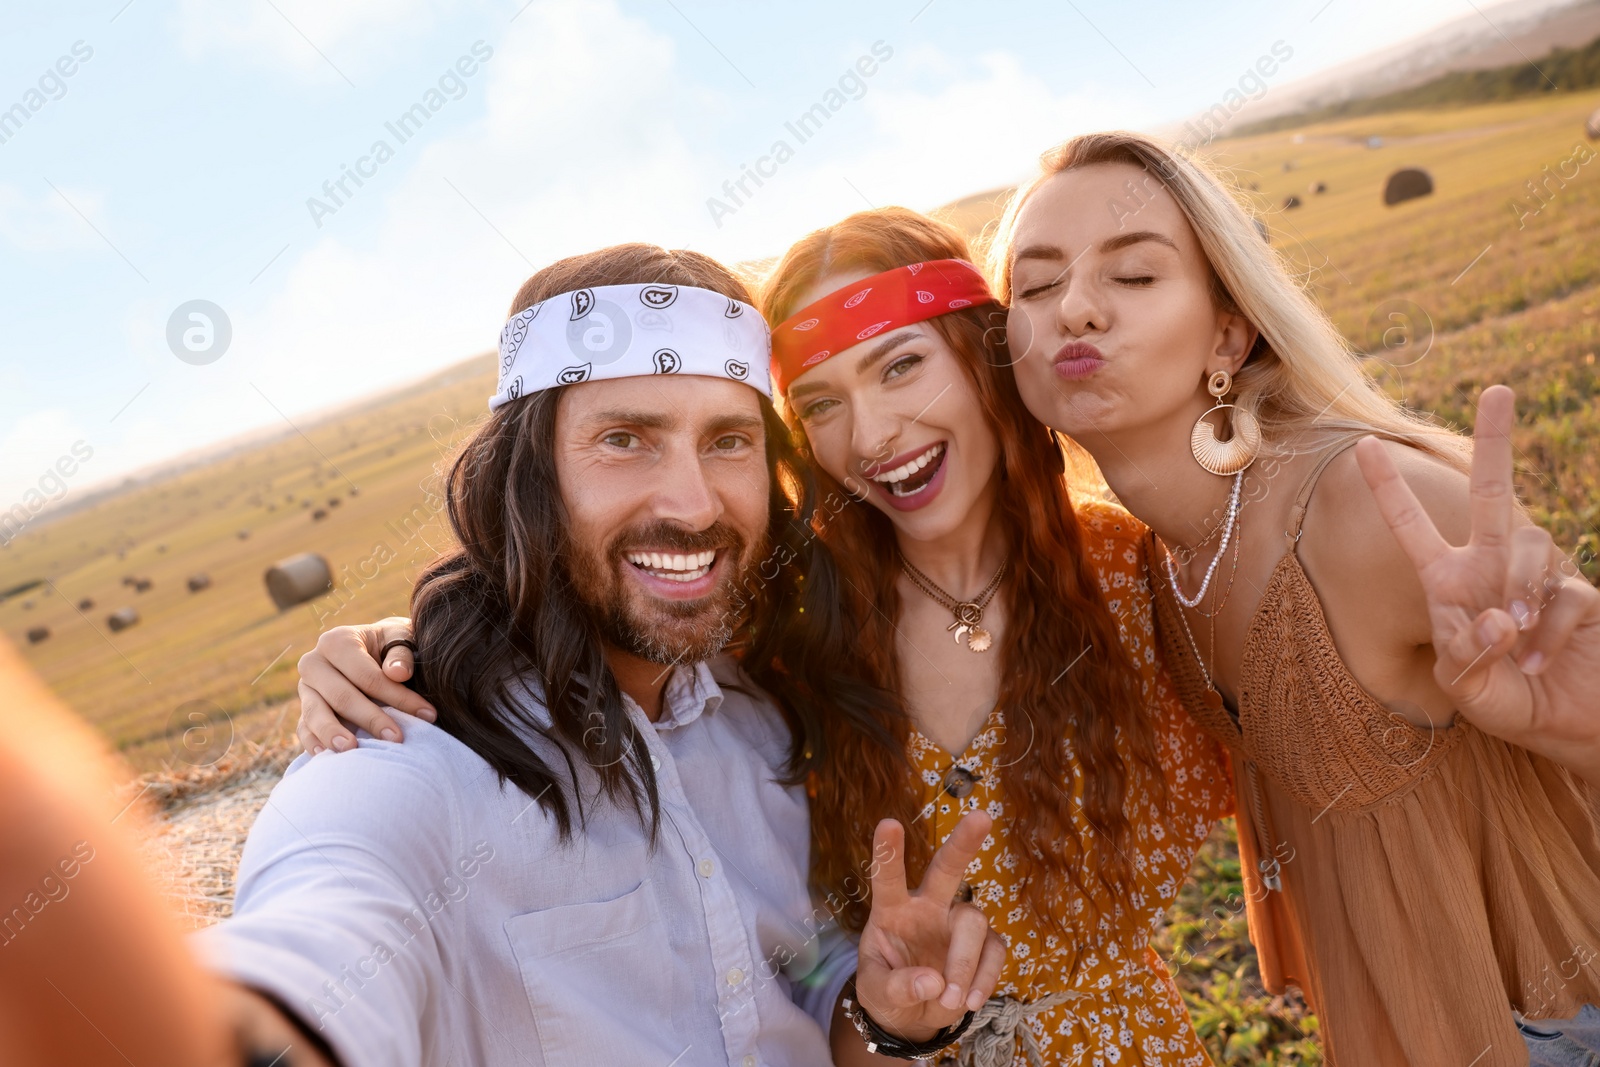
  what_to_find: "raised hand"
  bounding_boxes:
[852,811,1006,1044]
[295,616,434,754]
[1355,385,1600,779]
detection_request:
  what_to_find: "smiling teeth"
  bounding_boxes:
[870,443,945,485]
[625,549,716,582]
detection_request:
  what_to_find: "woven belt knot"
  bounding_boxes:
[954,991,1078,1067]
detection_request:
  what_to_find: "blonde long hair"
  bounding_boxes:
[985,131,1469,469]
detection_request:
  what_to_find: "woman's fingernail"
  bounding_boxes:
[941,985,964,1010]
[1511,600,1532,630]
[1521,650,1545,674]
[381,728,400,742]
[967,989,986,1011]
[331,736,350,752]
[1478,616,1503,647]
[420,707,437,721]
[914,975,939,1000]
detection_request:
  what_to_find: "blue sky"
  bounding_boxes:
[0,0,1527,508]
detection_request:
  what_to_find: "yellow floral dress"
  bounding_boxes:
[911,500,1234,1066]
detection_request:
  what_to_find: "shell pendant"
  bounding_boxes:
[947,603,993,652]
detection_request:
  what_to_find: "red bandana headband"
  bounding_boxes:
[769,259,996,395]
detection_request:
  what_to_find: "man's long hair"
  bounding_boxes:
[409,244,877,843]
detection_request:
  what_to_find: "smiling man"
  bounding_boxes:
[199,244,1001,1067]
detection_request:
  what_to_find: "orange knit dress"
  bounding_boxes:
[1146,441,1600,1066]
[917,499,1234,1066]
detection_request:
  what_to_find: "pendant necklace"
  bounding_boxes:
[899,553,1008,653]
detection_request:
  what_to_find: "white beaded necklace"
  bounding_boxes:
[1164,470,1244,609]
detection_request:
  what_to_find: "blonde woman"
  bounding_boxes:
[990,130,1600,1064]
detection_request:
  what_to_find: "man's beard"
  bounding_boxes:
[563,519,767,666]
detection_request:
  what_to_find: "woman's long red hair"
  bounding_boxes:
[763,207,1166,935]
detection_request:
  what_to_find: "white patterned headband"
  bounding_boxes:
[490,283,772,411]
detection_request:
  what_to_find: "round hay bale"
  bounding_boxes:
[1383,167,1433,205]
[264,553,333,611]
[1588,105,1600,141]
[187,574,212,593]
[327,498,341,508]
[77,597,94,611]
[237,529,251,540]
[1310,181,1327,194]
[26,626,50,644]
[107,607,140,632]
[311,508,328,522]
[1282,195,1302,210]
[133,578,153,593]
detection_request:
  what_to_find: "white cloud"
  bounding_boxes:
[698,44,1155,259]
[0,183,106,253]
[0,408,92,512]
[225,0,710,421]
[171,0,470,81]
[167,7,1152,443]
[860,48,1153,203]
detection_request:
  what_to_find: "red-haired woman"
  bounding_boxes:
[296,208,1232,1066]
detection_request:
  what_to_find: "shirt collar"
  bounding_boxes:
[620,658,726,733]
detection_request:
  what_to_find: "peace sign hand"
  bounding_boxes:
[1356,385,1600,778]
[852,811,1006,1044]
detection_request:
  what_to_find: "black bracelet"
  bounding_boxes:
[841,977,976,1059]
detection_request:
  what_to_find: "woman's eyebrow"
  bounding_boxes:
[854,331,917,375]
[1100,230,1178,254]
[787,331,919,404]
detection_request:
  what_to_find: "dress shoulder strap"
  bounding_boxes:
[1283,435,1368,550]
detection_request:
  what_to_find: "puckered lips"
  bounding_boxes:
[622,547,723,600]
[1052,340,1106,381]
[864,440,948,512]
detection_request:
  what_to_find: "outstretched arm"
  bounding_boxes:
[1356,385,1600,782]
[0,637,235,1066]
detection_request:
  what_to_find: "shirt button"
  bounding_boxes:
[650,752,661,771]
[726,967,744,986]
[698,858,715,877]
[743,1057,756,1067]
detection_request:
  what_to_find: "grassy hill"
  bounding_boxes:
[0,357,493,768]
[1238,30,1600,135]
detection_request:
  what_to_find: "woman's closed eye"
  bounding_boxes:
[1015,278,1060,301]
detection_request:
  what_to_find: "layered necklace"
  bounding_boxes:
[1163,470,1247,687]
[899,554,1009,653]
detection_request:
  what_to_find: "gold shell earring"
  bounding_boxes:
[1191,370,1261,475]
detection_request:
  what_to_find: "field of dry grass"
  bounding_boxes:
[5,86,1599,1066]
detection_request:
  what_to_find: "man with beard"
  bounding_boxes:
[201,244,1003,1067]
